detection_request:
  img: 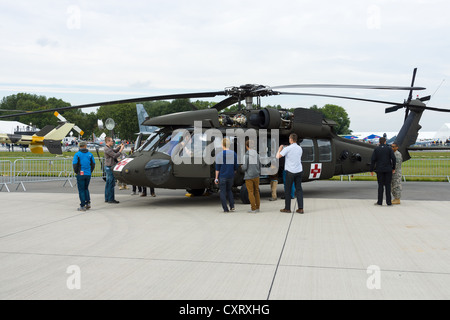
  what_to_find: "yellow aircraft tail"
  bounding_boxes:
[1,112,83,155]
[42,123,76,154]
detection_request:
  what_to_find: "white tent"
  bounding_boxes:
[434,123,450,142]
[0,120,31,134]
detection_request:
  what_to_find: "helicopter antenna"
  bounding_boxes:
[432,79,445,98]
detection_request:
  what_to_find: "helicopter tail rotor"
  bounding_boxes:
[384,68,450,116]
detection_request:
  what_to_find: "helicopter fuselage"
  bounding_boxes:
[112,107,380,195]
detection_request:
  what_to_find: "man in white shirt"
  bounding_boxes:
[276,133,304,214]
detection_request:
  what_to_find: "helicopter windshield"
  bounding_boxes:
[138,130,162,152]
[142,130,186,156]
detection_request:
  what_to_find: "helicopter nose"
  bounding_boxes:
[145,159,172,185]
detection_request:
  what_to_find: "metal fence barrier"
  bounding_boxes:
[0,160,13,192]
[341,158,450,183]
[0,157,105,192]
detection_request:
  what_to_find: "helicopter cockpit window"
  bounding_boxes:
[156,131,185,156]
[318,139,332,162]
[140,131,162,152]
[300,139,314,162]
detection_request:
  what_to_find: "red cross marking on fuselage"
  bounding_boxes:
[310,163,321,178]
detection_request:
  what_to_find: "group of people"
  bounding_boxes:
[370,137,403,206]
[215,133,305,214]
[72,133,403,213]
[72,136,121,211]
[73,136,154,211]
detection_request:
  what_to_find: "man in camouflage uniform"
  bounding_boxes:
[391,143,403,204]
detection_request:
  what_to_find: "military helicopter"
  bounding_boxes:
[1,69,449,201]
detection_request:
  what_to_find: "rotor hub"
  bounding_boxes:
[224,84,278,98]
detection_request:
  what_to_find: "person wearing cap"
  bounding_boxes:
[73,141,96,211]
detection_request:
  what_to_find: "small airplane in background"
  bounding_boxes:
[0,111,83,154]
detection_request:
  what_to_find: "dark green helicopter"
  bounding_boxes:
[1,69,449,201]
[111,69,450,200]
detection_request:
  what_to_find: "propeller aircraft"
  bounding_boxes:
[1,68,449,201]
[0,111,84,154]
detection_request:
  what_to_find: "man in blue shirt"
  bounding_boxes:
[73,141,96,211]
[215,138,238,212]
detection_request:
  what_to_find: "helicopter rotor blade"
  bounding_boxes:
[277,91,450,113]
[277,91,401,105]
[212,96,244,112]
[0,91,227,119]
[385,103,450,113]
[417,105,450,112]
[404,68,418,121]
[385,105,404,113]
[407,68,418,102]
[419,95,431,102]
[260,84,426,91]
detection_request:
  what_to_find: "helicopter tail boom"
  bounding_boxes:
[394,103,425,161]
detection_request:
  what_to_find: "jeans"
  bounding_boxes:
[376,171,393,205]
[76,174,91,207]
[284,171,303,210]
[219,177,234,212]
[105,166,116,202]
[283,170,295,198]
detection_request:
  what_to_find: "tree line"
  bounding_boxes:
[0,93,351,141]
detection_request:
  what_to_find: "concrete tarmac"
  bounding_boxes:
[0,179,449,300]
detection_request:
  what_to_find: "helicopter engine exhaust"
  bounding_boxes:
[249,108,282,129]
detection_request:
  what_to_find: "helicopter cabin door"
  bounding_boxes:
[300,138,334,181]
[172,131,211,178]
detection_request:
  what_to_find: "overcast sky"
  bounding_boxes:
[1,0,449,133]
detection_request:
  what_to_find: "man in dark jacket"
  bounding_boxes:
[73,141,96,211]
[104,137,124,204]
[370,137,396,206]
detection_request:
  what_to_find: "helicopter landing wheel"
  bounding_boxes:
[186,188,205,197]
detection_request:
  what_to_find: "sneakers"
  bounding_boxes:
[77,206,86,212]
[108,200,120,204]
